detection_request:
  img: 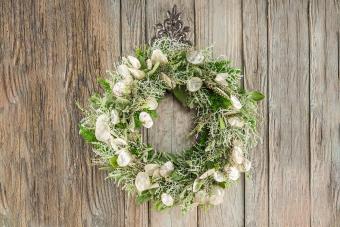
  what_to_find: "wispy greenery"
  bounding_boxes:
[78,37,264,213]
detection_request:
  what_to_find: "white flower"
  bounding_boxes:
[159,161,174,177]
[117,149,132,167]
[209,186,225,205]
[186,51,204,64]
[230,95,242,110]
[112,138,127,147]
[117,64,133,83]
[128,68,145,80]
[213,171,226,182]
[199,169,215,179]
[228,117,244,128]
[112,81,131,97]
[187,77,203,92]
[146,59,153,69]
[95,114,112,144]
[161,193,174,206]
[127,56,141,69]
[194,190,209,204]
[161,72,176,89]
[144,164,160,176]
[135,172,151,192]
[144,97,158,110]
[151,49,168,65]
[232,146,244,164]
[111,109,120,125]
[214,73,229,86]
[225,166,240,181]
[240,158,251,172]
[139,112,153,128]
[231,146,243,164]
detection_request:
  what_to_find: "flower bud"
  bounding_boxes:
[230,95,242,110]
[128,68,145,80]
[151,49,168,65]
[127,56,141,69]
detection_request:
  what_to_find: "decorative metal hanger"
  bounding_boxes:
[151,5,192,45]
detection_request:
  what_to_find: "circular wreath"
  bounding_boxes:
[79,38,264,212]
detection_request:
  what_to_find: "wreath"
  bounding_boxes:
[79,6,263,213]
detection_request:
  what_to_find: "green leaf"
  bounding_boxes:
[79,125,97,142]
[218,116,226,129]
[109,156,118,168]
[136,191,153,204]
[172,86,189,107]
[98,78,112,93]
[247,91,265,101]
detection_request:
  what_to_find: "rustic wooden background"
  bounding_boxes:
[1,0,340,226]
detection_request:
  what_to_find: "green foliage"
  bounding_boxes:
[79,125,97,142]
[78,37,264,213]
[247,91,265,101]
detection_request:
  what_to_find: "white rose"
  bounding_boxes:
[187,77,203,92]
[228,117,244,128]
[209,186,225,205]
[225,166,240,181]
[232,146,244,164]
[151,49,168,65]
[186,51,204,64]
[112,81,131,97]
[230,95,242,110]
[139,112,153,128]
[128,68,145,80]
[159,161,174,177]
[127,55,141,69]
[95,114,112,144]
[214,73,229,86]
[161,193,174,206]
[111,109,120,125]
[117,149,132,167]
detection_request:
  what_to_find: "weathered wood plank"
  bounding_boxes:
[121,1,149,227]
[309,0,340,226]
[268,0,310,226]
[0,0,123,226]
[195,0,244,226]
[242,0,269,226]
[146,1,197,227]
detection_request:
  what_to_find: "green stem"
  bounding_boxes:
[147,61,160,76]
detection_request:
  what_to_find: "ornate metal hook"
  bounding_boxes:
[151,5,192,45]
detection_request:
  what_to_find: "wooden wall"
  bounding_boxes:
[1,0,339,226]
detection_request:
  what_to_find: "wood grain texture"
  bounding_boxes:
[146,1,197,227]
[121,1,149,227]
[195,0,244,226]
[1,0,340,226]
[309,0,340,226]
[242,0,269,226]
[268,0,310,226]
[0,0,123,226]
